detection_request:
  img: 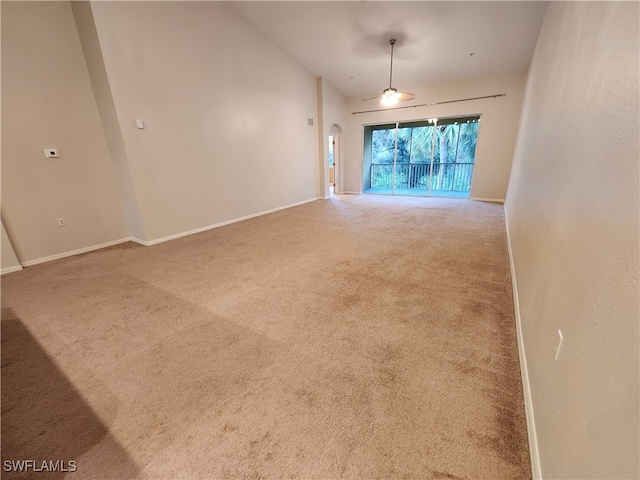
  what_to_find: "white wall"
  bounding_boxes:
[505,2,639,479]
[2,1,323,259]
[345,70,527,199]
[317,77,348,198]
[1,1,130,264]
[89,2,320,243]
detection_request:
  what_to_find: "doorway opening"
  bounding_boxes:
[329,135,335,195]
[328,124,342,196]
[362,115,480,198]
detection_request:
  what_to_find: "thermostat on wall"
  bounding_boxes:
[44,149,59,158]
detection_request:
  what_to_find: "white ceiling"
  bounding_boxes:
[229,1,548,98]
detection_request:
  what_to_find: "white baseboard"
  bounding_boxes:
[504,206,542,480]
[1,264,24,275]
[133,198,320,247]
[10,200,322,267]
[19,237,131,268]
[130,237,149,247]
[471,196,505,203]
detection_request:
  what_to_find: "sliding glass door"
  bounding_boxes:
[363,116,480,197]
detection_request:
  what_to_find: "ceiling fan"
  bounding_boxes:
[364,38,415,107]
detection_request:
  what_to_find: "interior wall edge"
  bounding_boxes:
[70,0,148,242]
[504,204,542,480]
[1,219,23,272]
[318,77,349,197]
[316,76,327,199]
[19,237,131,268]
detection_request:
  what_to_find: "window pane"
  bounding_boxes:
[456,122,479,163]
[396,128,412,164]
[371,128,396,164]
[409,126,434,164]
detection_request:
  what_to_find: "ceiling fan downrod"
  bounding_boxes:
[388,38,396,92]
[381,39,400,106]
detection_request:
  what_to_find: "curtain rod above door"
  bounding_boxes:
[351,93,506,115]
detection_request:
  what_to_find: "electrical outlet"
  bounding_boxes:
[224,196,229,203]
[57,218,66,227]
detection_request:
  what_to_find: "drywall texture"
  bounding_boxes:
[345,70,527,199]
[318,78,348,197]
[1,2,129,264]
[505,2,639,479]
[89,2,319,242]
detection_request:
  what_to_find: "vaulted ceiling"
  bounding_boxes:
[229,1,548,98]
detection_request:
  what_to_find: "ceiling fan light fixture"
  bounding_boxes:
[381,87,399,106]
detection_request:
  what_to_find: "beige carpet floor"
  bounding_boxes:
[1,194,531,479]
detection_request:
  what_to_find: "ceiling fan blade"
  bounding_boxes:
[361,92,416,103]
[397,92,416,101]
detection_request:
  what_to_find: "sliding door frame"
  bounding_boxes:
[362,114,481,198]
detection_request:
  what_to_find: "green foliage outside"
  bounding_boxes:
[371,122,479,192]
